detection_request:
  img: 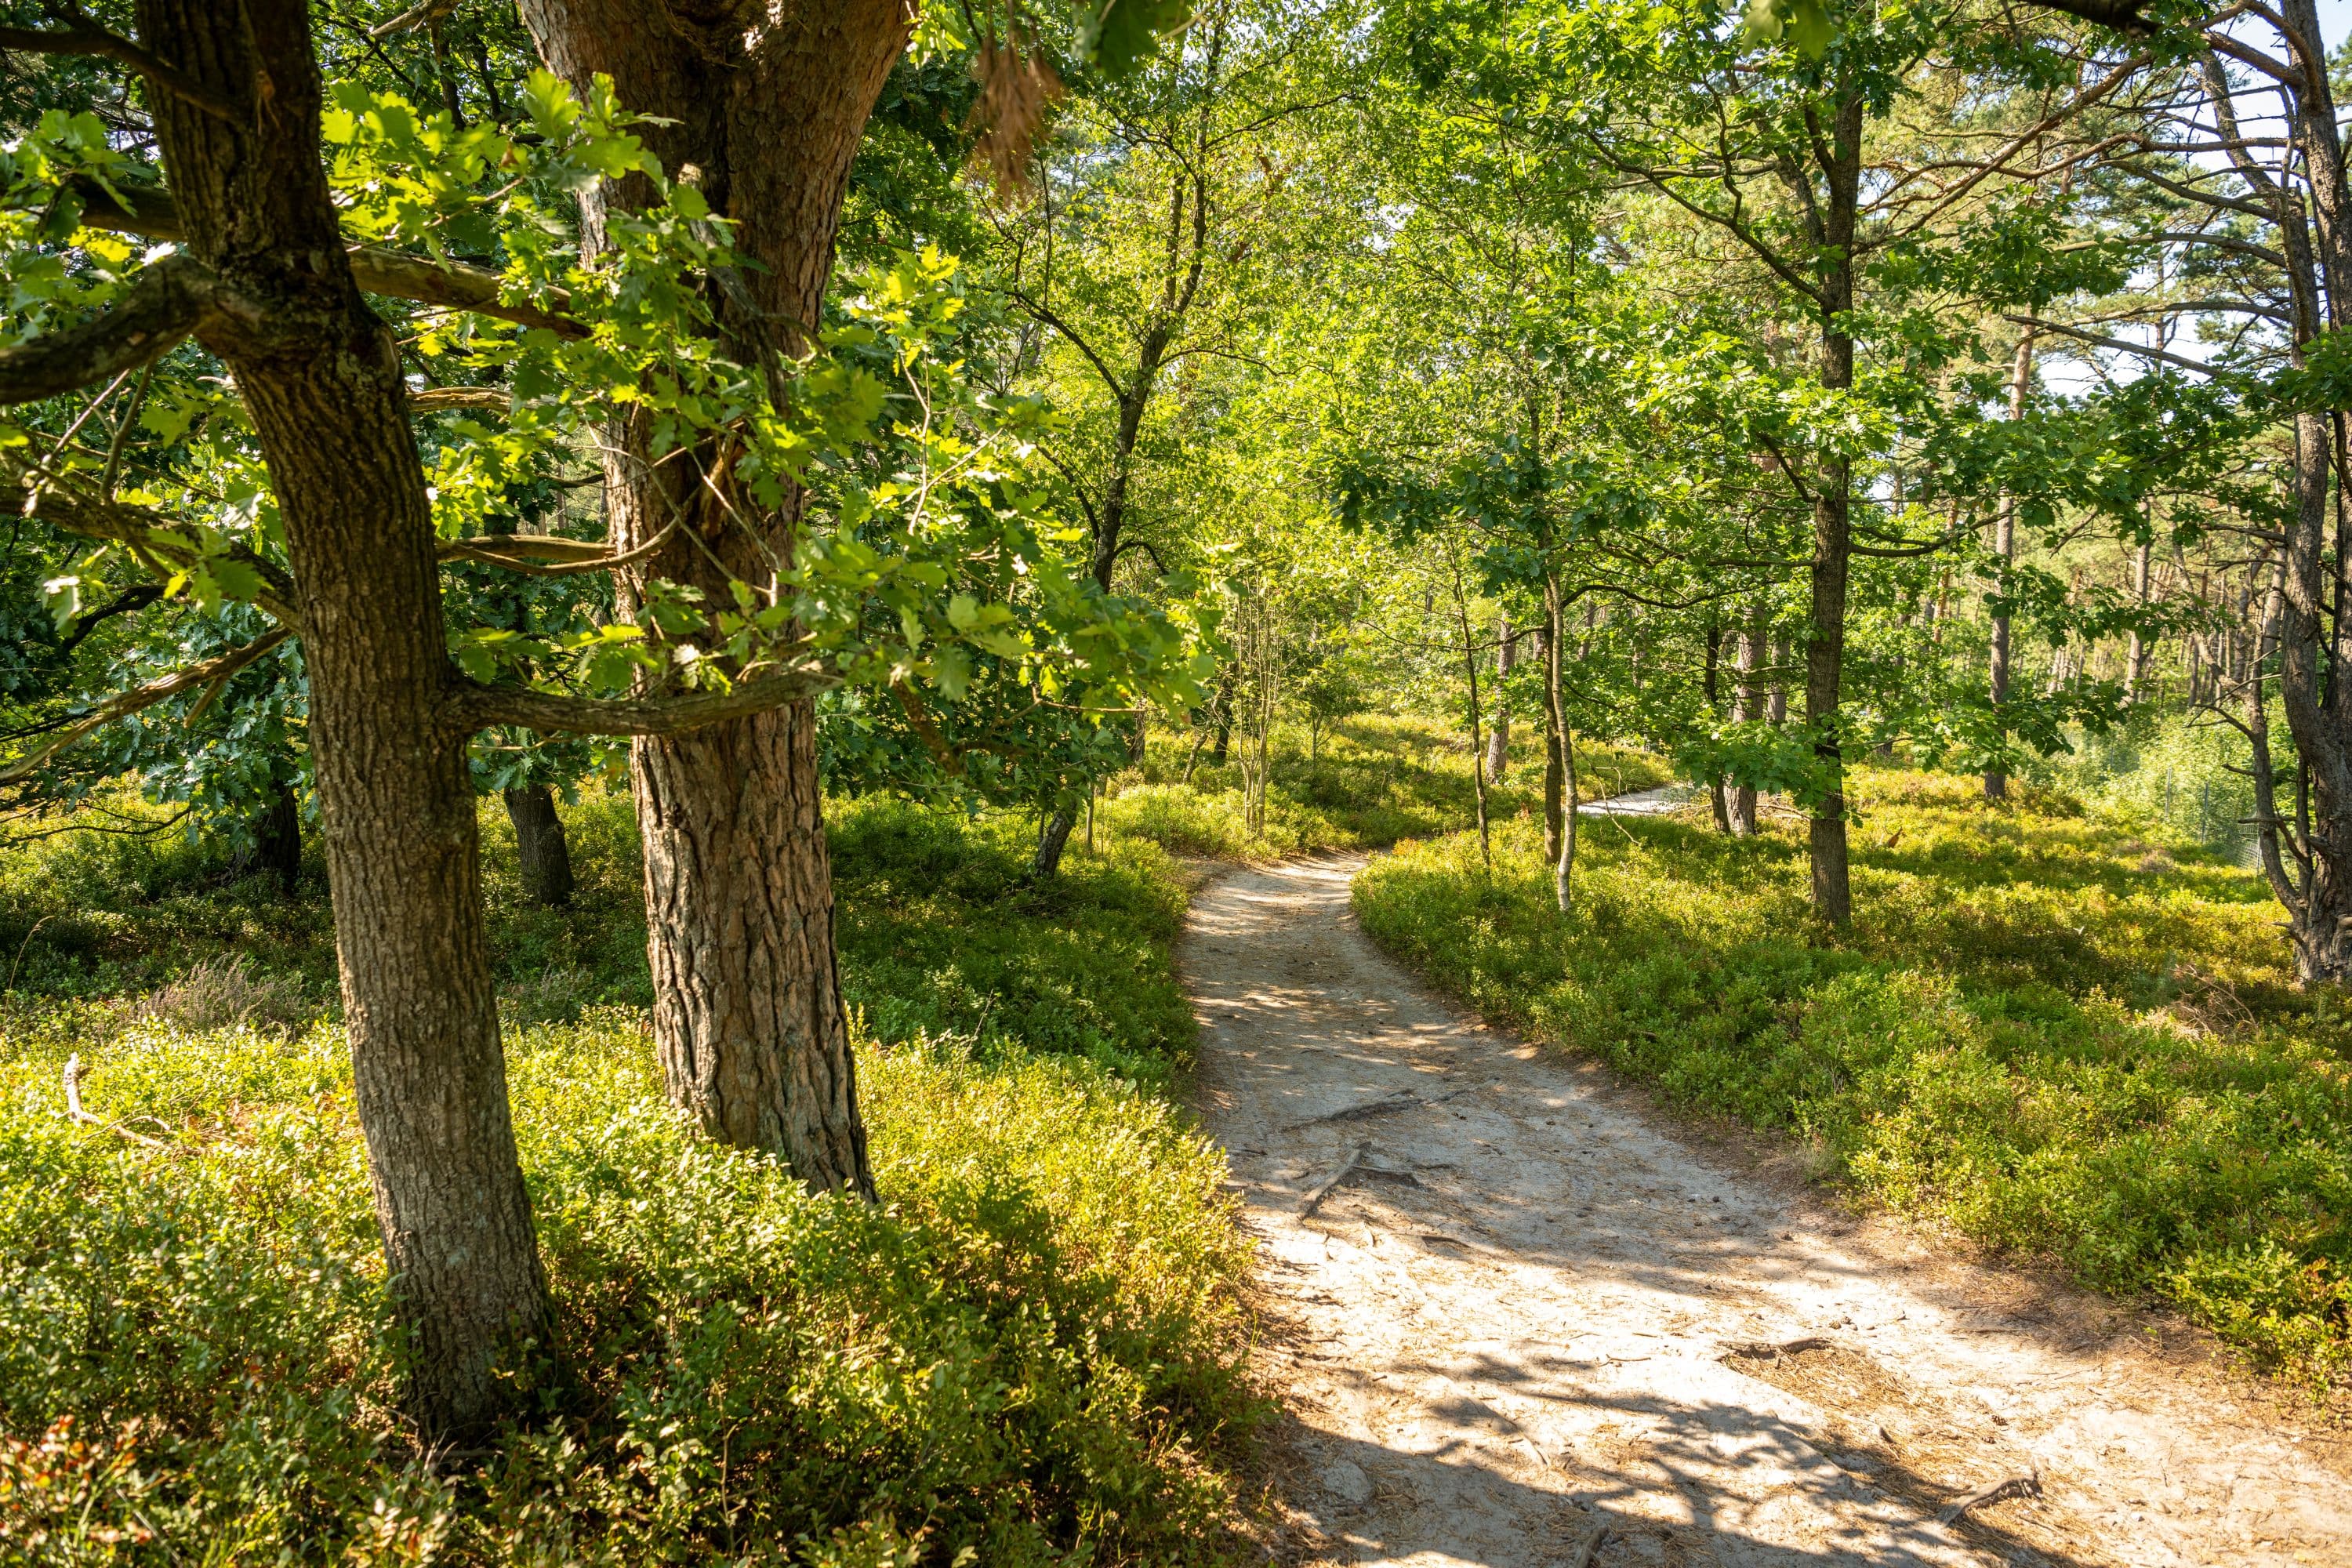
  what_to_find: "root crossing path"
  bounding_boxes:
[1184,854,2352,1568]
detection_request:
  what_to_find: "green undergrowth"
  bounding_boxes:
[1102,712,1671,861]
[1355,768,2352,1396]
[0,790,1257,1563]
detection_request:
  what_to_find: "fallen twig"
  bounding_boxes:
[1283,1088,1420,1130]
[1280,1083,1479,1131]
[1936,1469,2040,1524]
[1300,1142,1367,1217]
[1722,1335,1832,1360]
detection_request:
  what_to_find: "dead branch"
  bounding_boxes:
[1300,1142,1367,1218]
[436,521,671,578]
[1936,1469,2042,1523]
[62,1054,166,1147]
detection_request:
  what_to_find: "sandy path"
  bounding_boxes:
[1184,851,2352,1568]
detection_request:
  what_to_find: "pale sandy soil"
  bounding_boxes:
[1183,843,2352,1568]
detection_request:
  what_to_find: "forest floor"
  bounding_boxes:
[1185,831,2352,1568]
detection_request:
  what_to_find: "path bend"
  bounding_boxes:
[1185,852,2352,1568]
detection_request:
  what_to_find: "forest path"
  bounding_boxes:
[1183,852,2352,1568]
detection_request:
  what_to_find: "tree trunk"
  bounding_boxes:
[140,0,548,1437]
[1804,89,1864,926]
[1984,329,2033,801]
[1541,593,1565,866]
[1729,605,1762,836]
[1703,620,1730,832]
[503,785,575,909]
[2125,537,2151,702]
[1544,571,1576,912]
[517,0,910,1193]
[252,778,301,897]
[1450,557,1490,869]
[1767,633,1789,725]
[1486,611,1513,782]
[1211,667,1234,765]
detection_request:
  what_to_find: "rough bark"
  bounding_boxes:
[515,0,912,1193]
[137,0,547,1437]
[503,785,575,909]
[1984,330,2033,801]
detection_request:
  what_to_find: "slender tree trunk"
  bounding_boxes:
[1544,571,1577,912]
[1541,592,1565,866]
[1486,611,1513,782]
[2126,538,2152,702]
[518,0,909,1192]
[1729,604,1762,835]
[1450,557,1491,869]
[1210,666,1234,765]
[141,0,547,1437]
[1768,633,1789,725]
[503,785,575,908]
[1803,89,1864,925]
[1704,620,1731,833]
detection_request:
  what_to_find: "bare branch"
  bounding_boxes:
[2003,313,2216,374]
[437,521,674,577]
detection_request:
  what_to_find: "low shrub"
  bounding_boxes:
[1354,770,2352,1392]
[0,1010,1256,1564]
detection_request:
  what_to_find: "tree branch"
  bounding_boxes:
[0,626,293,786]
[0,253,216,408]
[437,521,673,577]
[2003,313,2215,374]
[67,177,590,339]
[0,9,244,123]
[452,660,840,738]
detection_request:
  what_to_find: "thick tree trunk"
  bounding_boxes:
[141,0,548,1437]
[252,778,301,897]
[503,785,575,909]
[517,0,909,1193]
[1984,331,2032,801]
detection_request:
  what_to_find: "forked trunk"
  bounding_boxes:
[503,784,575,909]
[141,0,548,1436]
[517,0,910,1193]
